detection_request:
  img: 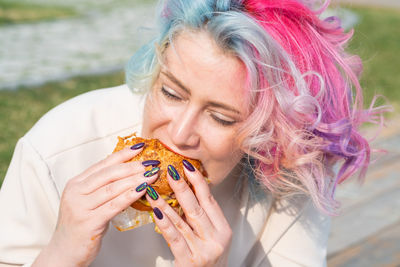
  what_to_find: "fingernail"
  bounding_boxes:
[144,167,160,177]
[131,142,145,150]
[146,185,159,200]
[153,207,163,220]
[136,182,147,192]
[168,165,180,181]
[142,160,161,167]
[182,159,195,172]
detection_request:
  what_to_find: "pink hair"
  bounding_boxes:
[237,0,391,214]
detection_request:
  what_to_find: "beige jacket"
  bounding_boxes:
[0,84,330,267]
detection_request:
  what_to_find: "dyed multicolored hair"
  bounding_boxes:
[125,0,390,214]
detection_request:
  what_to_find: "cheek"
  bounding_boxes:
[203,130,243,185]
[142,93,176,133]
[199,124,242,162]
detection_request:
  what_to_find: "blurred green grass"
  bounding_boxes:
[0,0,77,25]
[0,72,125,185]
[0,6,400,186]
[348,7,400,110]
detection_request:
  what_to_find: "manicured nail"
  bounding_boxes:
[168,165,180,181]
[153,207,163,220]
[142,160,161,167]
[182,159,195,172]
[144,167,160,177]
[135,182,147,192]
[146,185,159,200]
[131,142,145,150]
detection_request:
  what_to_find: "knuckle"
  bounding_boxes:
[173,218,187,231]
[126,188,137,199]
[128,161,141,169]
[169,232,182,245]
[158,200,170,211]
[127,177,138,188]
[122,162,135,173]
[118,162,138,176]
[188,205,205,219]
[206,193,216,205]
[162,224,181,244]
[106,164,122,177]
[174,182,191,195]
[214,243,224,257]
[107,200,119,213]
[104,184,114,196]
[102,163,131,181]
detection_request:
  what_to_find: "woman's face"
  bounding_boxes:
[141,30,248,185]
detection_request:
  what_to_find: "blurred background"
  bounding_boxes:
[0,0,399,266]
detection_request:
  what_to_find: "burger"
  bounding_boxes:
[112,133,207,223]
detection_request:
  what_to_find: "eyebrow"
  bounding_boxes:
[160,70,242,115]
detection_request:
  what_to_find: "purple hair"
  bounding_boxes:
[236,0,391,214]
[125,0,391,214]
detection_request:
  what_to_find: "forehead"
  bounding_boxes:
[162,30,249,113]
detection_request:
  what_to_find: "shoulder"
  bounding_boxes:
[25,84,146,160]
[263,195,331,266]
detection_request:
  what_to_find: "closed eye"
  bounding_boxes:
[161,86,181,101]
[161,85,236,127]
[210,113,236,126]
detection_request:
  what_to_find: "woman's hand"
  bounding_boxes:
[33,144,160,267]
[146,160,232,267]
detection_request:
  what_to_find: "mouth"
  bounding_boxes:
[158,139,209,179]
[158,140,184,156]
[158,140,200,161]
[158,139,193,159]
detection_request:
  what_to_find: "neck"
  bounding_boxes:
[211,163,244,201]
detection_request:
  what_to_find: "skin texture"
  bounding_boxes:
[32,30,249,267]
[32,147,160,267]
[141,30,249,266]
[142,30,248,186]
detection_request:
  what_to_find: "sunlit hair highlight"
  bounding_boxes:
[125,0,391,215]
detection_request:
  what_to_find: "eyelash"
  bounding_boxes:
[161,86,181,100]
[160,86,236,126]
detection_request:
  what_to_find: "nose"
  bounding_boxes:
[168,106,200,148]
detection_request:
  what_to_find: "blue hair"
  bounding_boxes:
[124,0,387,215]
[125,0,292,94]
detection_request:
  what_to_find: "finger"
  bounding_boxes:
[167,164,214,236]
[94,179,152,223]
[79,161,150,194]
[182,160,230,231]
[87,171,160,210]
[76,144,145,182]
[145,187,196,246]
[145,187,193,259]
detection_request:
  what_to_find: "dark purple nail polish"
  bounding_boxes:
[167,165,180,181]
[131,142,145,150]
[136,182,147,192]
[153,207,163,220]
[142,160,161,167]
[182,159,195,172]
[146,185,159,200]
[144,167,160,177]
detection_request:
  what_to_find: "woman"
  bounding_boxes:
[0,0,386,266]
